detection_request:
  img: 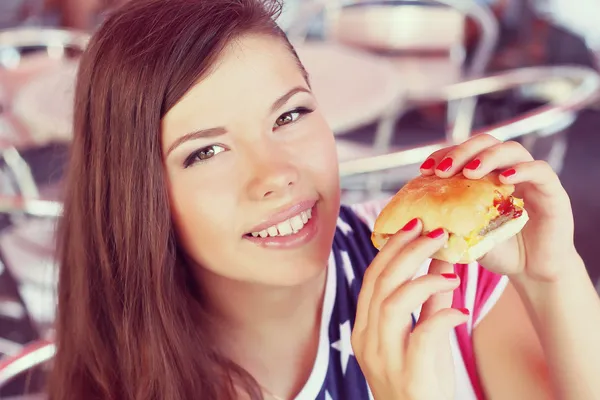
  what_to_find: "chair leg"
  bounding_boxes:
[0,147,39,199]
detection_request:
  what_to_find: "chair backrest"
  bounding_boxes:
[339,65,600,178]
[0,340,54,391]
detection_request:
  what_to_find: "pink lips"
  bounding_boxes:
[245,199,317,235]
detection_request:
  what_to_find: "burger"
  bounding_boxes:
[371,172,529,263]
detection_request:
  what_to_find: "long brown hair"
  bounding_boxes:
[49,1,300,399]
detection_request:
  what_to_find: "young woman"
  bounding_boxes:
[48,0,600,399]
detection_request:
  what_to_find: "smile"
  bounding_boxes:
[243,201,320,249]
[249,208,312,238]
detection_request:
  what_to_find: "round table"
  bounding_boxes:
[294,42,404,134]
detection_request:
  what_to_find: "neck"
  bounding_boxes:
[197,266,328,337]
[196,266,329,399]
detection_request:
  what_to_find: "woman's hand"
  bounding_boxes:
[352,219,468,400]
[419,133,579,282]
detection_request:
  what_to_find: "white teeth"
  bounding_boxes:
[301,211,308,224]
[249,206,314,238]
[290,215,304,232]
[277,220,293,236]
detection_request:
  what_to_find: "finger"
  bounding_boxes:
[432,133,501,177]
[419,146,457,176]
[498,160,564,199]
[461,140,534,179]
[354,218,423,334]
[498,160,571,215]
[367,229,449,340]
[378,274,461,372]
[418,260,457,322]
[407,308,469,380]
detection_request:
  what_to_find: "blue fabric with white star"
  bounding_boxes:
[314,205,416,399]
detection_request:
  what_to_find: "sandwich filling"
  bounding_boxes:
[463,191,524,246]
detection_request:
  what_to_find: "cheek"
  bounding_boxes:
[167,171,238,263]
[301,118,339,188]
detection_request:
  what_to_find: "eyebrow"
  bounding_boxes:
[271,86,311,113]
[166,86,311,156]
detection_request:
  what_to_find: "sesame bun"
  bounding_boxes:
[371,173,529,263]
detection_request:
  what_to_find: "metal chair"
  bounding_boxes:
[288,0,499,146]
[0,339,53,398]
[0,28,86,352]
[0,27,89,195]
[339,65,600,197]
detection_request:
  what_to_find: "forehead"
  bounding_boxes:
[162,34,307,132]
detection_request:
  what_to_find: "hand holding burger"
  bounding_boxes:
[374,134,580,282]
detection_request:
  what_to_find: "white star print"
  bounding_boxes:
[331,320,354,375]
[340,250,355,286]
[337,217,353,235]
[325,390,333,400]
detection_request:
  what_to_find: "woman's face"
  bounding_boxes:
[162,34,340,286]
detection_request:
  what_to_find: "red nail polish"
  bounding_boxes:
[401,218,419,231]
[436,158,453,172]
[501,168,516,178]
[464,159,481,170]
[441,273,458,279]
[458,308,470,315]
[420,158,435,170]
[426,228,445,239]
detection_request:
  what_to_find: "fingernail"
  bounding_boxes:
[436,157,453,172]
[401,218,419,231]
[420,158,436,170]
[458,308,470,315]
[441,273,458,279]
[426,228,445,239]
[501,168,516,178]
[464,159,481,170]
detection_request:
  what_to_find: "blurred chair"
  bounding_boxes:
[0,339,53,398]
[289,0,498,145]
[0,28,86,351]
[338,65,600,199]
[0,28,88,196]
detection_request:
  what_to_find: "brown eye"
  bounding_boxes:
[274,111,299,127]
[184,145,225,168]
[273,107,314,129]
[198,148,214,160]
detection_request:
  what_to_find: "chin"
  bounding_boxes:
[251,247,332,287]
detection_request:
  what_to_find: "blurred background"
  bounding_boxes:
[0,0,599,397]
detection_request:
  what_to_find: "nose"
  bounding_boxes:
[246,153,300,201]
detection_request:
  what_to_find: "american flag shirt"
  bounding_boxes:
[293,202,508,400]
